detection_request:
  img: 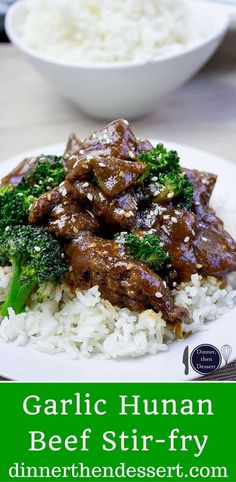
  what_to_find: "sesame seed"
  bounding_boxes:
[163,281,167,288]
[202,237,208,242]
[196,264,203,269]
[151,177,158,182]
[163,215,170,220]
[171,217,178,223]
[124,212,131,218]
[98,162,105,167]
[167,192,174,199]
[184,236,190,243]
[73,227,79,234]
[34,246,41,252]
[154,191,160,197]
[155,291,163,298]
[47,194,51,201]
[82,182,89,188]
[87,194,93,201]
[127,263,133,270]
[173,282,177,287]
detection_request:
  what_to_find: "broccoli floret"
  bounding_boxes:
[139,144,180,180]
[0,225,68,317]
[115,232,170,272]
[153,172,193,209]
[0,155,66,230]
[139,144,193,209]
[17,155,66,197]
[0,186,35,229]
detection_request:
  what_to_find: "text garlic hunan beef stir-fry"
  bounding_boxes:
[1,120,236,335]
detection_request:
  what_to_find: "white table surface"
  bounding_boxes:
[0,29,236,165]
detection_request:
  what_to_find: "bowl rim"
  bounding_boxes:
[5,0,229,70]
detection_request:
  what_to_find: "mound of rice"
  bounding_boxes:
[1,197,236,359]
[20,0,211,64]
[0,268,236,359]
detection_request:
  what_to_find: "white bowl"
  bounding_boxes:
[5,0,229,120]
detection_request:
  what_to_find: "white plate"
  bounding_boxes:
[0,141,235,382]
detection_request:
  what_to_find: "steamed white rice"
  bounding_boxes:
[1,194,236,359]
[20,0,212,64]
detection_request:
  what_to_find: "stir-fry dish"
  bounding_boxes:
[1,120,236,340]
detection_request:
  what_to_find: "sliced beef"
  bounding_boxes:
[48,202,98,239]
[64,133,82,166]
[149,206,236,282]
[73,181,138,231]
[1,157,37,186]
[184,168,217,216]
[29,181,98,238]
[193,220,236,278]
[66,155,146,196]
[65,234,188,324]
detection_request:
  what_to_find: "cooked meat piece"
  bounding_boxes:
[1,157,37,186]
[66,119,152,172]
[141,205,236,282]
[29,181,98,238]
[65,234,188,324]
[151,208,198,282]
[137,138,153,153]
[48,202,98,239]
[66,155,146,196]
[64,133,82,167]
[184,168,217,216]
[193,220,236,278]
[73,181,138,231]
[68,119,138,165]
[29,185,64,224]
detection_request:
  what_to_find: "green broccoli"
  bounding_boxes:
[115,232,170,272]
[0,186,35,229]
[0,225,68,317]
[139,144,193,209]
[17,154,66,197]
[0,155,67,230]
[153,172,193,209]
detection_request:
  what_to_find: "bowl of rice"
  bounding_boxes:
[5,0,229,119]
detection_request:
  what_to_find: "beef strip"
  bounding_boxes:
[1,157,37,186]
[64,133,83,166]
[66,155,146,196]
[29,181,98,238]
[48,202,98,239]
[73,181,138,231]
[65,233,188,324]
[193,219,236,278]
[140,205,236,282]
[66,119,152,170]
[184,168,217,216]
